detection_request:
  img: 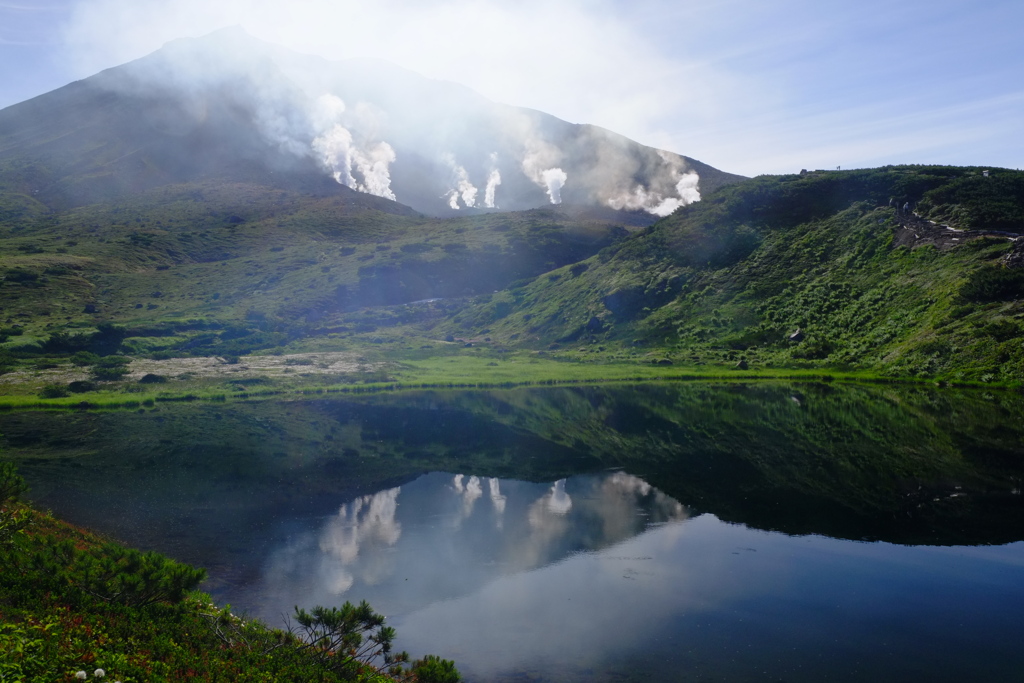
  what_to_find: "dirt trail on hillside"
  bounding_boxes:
[893,210,1023,266]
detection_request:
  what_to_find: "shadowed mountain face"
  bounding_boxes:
[0,27,743,218]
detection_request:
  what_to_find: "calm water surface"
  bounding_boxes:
[255,470,1024,682]
[4,383,1024,681]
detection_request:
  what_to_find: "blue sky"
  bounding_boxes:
[1,0,1021,177]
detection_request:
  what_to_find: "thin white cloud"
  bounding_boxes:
[59,0,749,154]
[10,0,1020,176]
[0,2,69,46]
[686,90,1024,175]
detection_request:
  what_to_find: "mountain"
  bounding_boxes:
[2,163,1022,383]
[2,30,1021,386]
[449,166,1024,381]
[0,27,743,218]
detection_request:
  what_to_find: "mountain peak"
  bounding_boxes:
[160,25,267,53]
[0,32,744,216]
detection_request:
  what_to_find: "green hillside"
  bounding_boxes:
[453,166,1024,382]
[0,180,629,361]
[1,165,1022,395]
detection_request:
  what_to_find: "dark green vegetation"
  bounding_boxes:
[0,177,636,395]
[0,461,28,547]
[0,179,628,342]
[0,462,458,682]
[2,165,1021,400]
[459,166,1024,382]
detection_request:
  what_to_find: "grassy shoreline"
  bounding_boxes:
[1,354,1019,412]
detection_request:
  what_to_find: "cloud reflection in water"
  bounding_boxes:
[317,487,402,594]
[488,477,507,525]
[259,471,687,621]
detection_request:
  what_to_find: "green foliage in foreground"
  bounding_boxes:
[35,540,207,609]
[293,602,398,676]
[0,465,458,683]
[0,461,29,547]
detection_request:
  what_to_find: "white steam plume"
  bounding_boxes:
[353,142,397,201]
[309,94,397,200]
[484,168,502,208]
[447,190,461,210]
[254,106,309,157]
[541,168,567,205]
[675,171,701,204]
[312,124,357,188]
[484,152,501,208]
[442,153,478,209]
[311,93,347,130]
[309,96,355,187]
[521,136,567,205]
[458,170,478,207]
[606,151,701,216]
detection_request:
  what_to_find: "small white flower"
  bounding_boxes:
[75,673,88,681]
[94,670,106,678]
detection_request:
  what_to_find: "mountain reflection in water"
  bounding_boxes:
[257,470,1024,683]
[4,383,1024,680]
[258,471,686,621]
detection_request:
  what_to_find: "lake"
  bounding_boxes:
[3,382,1024,681]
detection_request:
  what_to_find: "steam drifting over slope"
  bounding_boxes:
[0,28,744,217]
